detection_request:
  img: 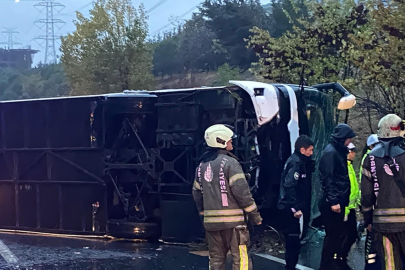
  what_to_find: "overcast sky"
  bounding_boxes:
[0,0,269,66]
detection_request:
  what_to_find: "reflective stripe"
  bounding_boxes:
[204,216,245,223]
[204,209,244,217]
[229,173,245,186]
[383,236,395,270]
[374,215,405,223]
[193,181,201,190]
[239,244,249,270]
[374,208,405,216]
[362,168,371,178]
[368,254,376,259]
[368,259,376,264]
[244,203,257,213]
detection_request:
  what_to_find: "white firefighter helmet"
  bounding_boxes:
[204,124,236,148]
[377,114,405,138]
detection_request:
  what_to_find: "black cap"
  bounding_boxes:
[332,123,356,140]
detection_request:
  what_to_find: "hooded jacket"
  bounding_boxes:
[319,124,356,208]
[192,149,262,231]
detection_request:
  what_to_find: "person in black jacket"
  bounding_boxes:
[319,123,356,270]
[278,135,314,270]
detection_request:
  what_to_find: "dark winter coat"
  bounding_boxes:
[319,124,356,208]
[278,151,312,212]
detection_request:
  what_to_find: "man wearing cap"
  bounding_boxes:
[361,114,405,270]
[319,123,356,270]
[340,142,360,267]
[192,124,262,270]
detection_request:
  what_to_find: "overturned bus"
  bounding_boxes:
[0,81,356,242]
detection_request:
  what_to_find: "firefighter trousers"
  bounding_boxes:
[374,231,405,270]
[206,226,252,270]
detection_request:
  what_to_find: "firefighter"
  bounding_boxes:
[361,114,405,270]
[340,142,360,268]
[278,135,314,270]
[192,124,262,270]
[360,134,381,270]
[319,123,356,270]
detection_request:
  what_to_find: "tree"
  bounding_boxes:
[200,0,273,70]
[152,33,183,77]
[61,0,154,95]
[213,63,241,86]
[152,12,224,78]
[28,64,70,98]
[348,0,405,117]
[247,0,368,86]
[270,0,308,38]
[247,0,405,127]
[177,13,222,73]
[0,64,70,101]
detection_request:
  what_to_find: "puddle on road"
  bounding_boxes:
[0,238,157,270]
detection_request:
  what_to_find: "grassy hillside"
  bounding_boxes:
[154,70,257,90]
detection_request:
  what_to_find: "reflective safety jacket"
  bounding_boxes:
[361,139,405,232]
[345,160,360,216]
[359,150,370,181]
[192,150,262,231]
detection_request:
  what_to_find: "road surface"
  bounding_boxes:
[0,232,287,270]
[0,228,365,270]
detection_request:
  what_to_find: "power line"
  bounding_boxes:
[0,28,22,49]
[56,0,176,37]
[151,5,198,35]
[33,0,66,64]
[2,0,193,50]
[146,0,170,14]
[60,0,168,18]
[59,1,94,17]
[20,12,42,38]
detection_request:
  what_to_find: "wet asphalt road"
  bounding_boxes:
[0,230,366,270]
[0,232,287,270]
[298,228,366,270]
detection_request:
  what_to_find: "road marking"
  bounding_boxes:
[190,250,315,270]
[255,253,315,270]
[0,229,113,241]
[0,240,18,263]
